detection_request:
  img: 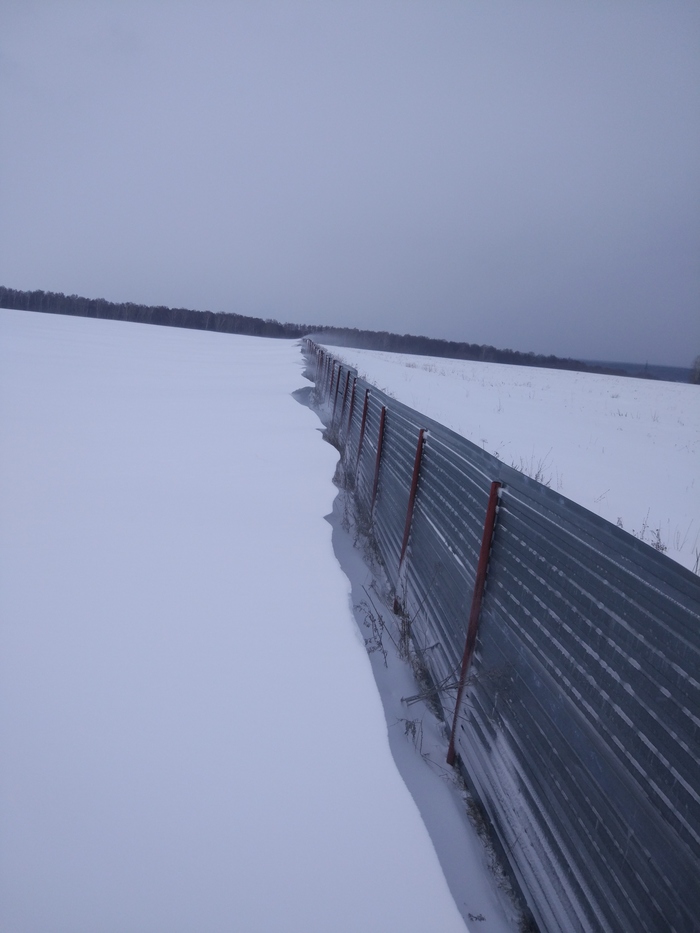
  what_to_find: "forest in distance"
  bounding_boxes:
[1,285,695,383]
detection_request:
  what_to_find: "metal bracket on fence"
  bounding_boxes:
[370,405,387,516]
[354,389,370,483]
[398,429,426,570]
[447,480,502,766]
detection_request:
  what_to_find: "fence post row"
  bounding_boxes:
[446,480,502,766]
[305,343,700,931]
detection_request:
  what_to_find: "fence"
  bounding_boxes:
[303,339,700,933]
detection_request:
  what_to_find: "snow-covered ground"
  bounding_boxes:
[0,308,522,932]
[324,346,700,573]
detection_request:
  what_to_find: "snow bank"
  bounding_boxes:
[0,309,468,932]
[324,346,700,572]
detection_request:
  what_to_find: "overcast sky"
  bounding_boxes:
[1,2,698,365]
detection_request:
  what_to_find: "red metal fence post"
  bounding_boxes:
[324,356,332,399]
[331,362,341,414]
[345,377,357,441]
[338,370,352,424]
[398,429,426,570]
[354,389,370,483]
[334,369,350,430]
[370,406,387,515]
[447,481,502,766]
[321,353,329,396]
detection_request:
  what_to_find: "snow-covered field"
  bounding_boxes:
[324,346,700,573]
[0,309,499,932]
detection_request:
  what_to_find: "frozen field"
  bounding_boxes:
[325,346,700,573]
[0,309,510,932]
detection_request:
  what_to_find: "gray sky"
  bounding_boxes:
[1,2,698,366]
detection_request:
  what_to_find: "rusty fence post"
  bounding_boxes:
[338,370,352,434]
[446,481,503,766]
[323,355,331,398]
[337,370,351,432]
[326,356,333,400]
[370,406,387,516]
[325,356,333,400]
[354,389,370,484]
[398,429,426,570]
[345,377,357,442]
[331,362,341,416]
[321,353,329,397]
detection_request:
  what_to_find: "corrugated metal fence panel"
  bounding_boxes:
[372,405,422,591]
[304,341,700,933]
[400,435,493,692]
[355,391,384,520]
[458,478,700,932]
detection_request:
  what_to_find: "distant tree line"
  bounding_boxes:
[0,284,672,379]
[308,325,611,374]
[0,286,306,339]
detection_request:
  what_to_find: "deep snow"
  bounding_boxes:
[324,346,700,572]
[0,309,516,932]
[326,489,520,931]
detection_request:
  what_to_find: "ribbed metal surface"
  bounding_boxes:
[305,341,700,933]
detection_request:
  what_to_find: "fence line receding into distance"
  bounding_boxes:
[303,339,700,933]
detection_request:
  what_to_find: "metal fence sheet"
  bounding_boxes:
[305,342,700,933]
